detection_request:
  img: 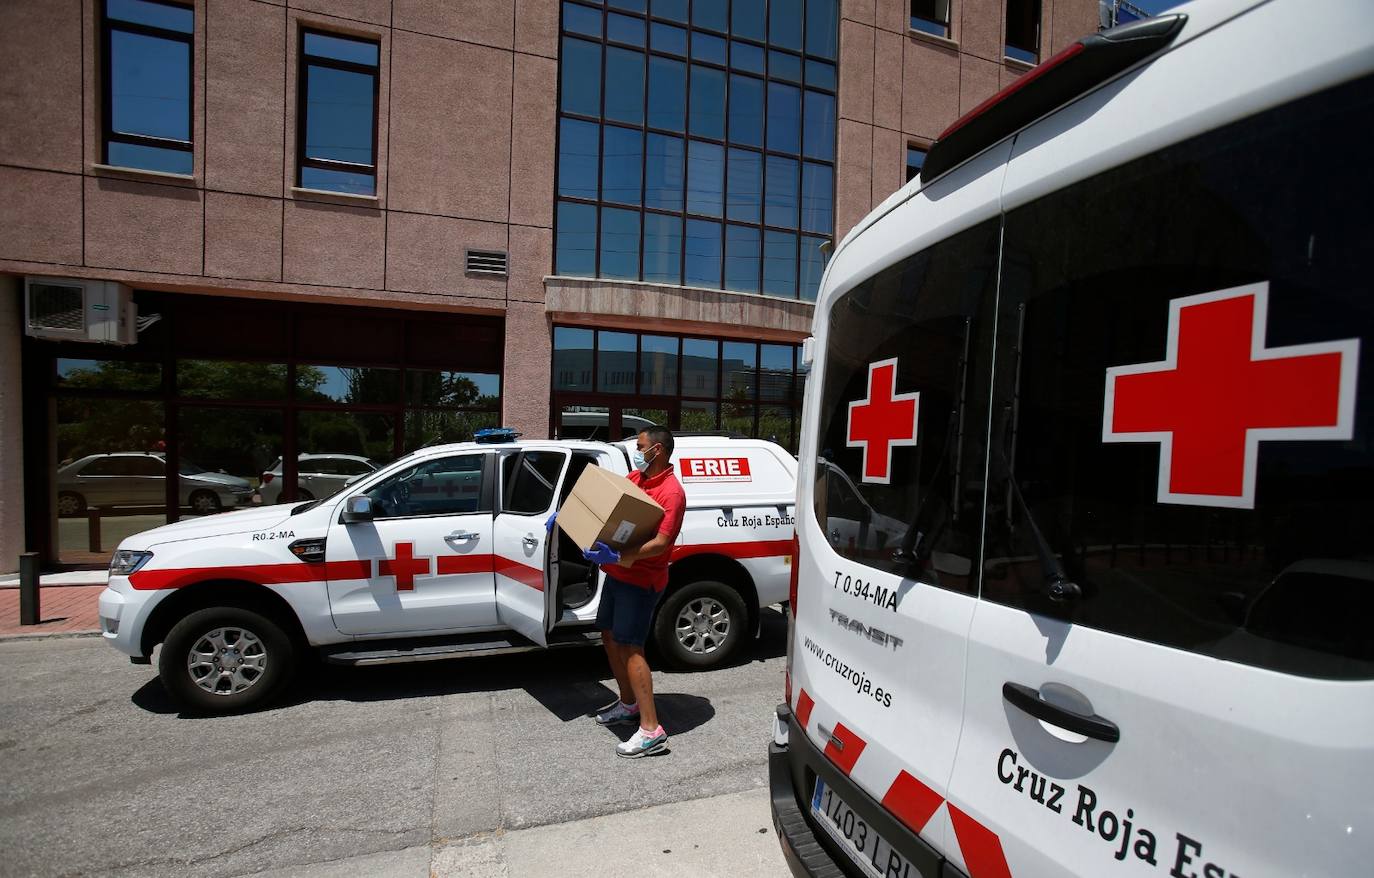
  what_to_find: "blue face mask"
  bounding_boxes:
[632,444,659,473]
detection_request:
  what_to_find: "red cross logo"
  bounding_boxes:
[1104,283,1359,509]
[847,358,919,484]
[377,542,431,591]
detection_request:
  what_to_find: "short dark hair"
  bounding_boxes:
[643,425,674,457]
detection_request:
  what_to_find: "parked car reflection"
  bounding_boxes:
[257,454,378,504]
[56,452,253,516]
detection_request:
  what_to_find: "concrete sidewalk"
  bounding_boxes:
[0,584,103,638]
[240,787,789,878]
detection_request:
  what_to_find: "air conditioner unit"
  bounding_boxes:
[24,277,137,344]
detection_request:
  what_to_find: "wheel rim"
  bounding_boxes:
[187,626,268,696]
[675,596,730,655]
[192,493,218,515]
[58,495,79,516]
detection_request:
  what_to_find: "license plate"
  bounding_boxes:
[811,778,917,878]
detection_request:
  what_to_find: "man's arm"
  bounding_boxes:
[617,531,674,566]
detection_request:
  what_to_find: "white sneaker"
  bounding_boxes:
[616,725,669,758]
[596,701,640,726]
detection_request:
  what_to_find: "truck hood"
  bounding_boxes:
[118,503,307,550]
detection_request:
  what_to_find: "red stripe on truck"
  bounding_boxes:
[671,539,793,562]
[822,722,867,776]
[795,688,815,729]
[947,803,1014,878]
[881,770,945,836]
[129,560,371,591]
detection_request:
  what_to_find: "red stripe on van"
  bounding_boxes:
[129,560,370,591]
[494,556,544,591]
[881,770,945,836]
[436,554,495,575]
[947,803,1013,878]
[822,722,867,776]
[671,539,793,562]
[795,688,815,729]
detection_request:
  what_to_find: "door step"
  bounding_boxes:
[321,628,602,666]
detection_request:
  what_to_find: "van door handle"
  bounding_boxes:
[1002,682,1120,743]
[447,530,479,541]
[522,534,539,548]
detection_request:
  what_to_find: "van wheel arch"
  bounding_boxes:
[140,580,310,658]
[652,555,758,669]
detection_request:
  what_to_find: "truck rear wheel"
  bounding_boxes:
[158,607,295,714]
[654,580,747,670]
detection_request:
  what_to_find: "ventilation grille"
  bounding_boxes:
[28,283,85,332]
[466,249,508,276]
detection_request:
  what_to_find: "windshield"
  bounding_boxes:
[177,459,208,475]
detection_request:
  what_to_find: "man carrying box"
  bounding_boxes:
[583,426,686,758]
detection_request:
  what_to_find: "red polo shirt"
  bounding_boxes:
[609,465,686,591]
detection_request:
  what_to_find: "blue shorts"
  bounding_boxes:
[595,575,663,647]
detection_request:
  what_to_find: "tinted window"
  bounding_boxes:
[561,37,601,115]
[805,0,838,58]
[768,0,802,50]
[504,451,568,514]
[643,214,683,284]
[984,77,1374,678]
[689,65,726,139]
[366,454,487,517]
[764,156,798,228]
[731,0,765,40]
[800,162,833,234]
[644,134,685,210]
[728,75,764,147]
[299,30,379,195]
[803,91,835,161]
[762,231,796,298]
[556,202,596,275]
[601,126,643,204]
[647,57,686,131]
[766,82,800,153]
[724,225,760,293]
[558,117,599,199]
[726,148,762,222]
[604,48,645,124]
[812,219,1000,595]
[104,0,194,174]
[599,207,640,279]
[686,140,724,216]
[684,219,722,287]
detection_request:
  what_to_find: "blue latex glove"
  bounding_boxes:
[545,511,558,534]
[583,541,621,566]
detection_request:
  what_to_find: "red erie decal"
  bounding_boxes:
[947,803,1013,878]
[378,542,430,591]
[1104,283,1358,509]
[671,539,792,562]
[129,560,370,591]
[822,722,867,776]
[795,688,815,729]
[881,770,945,836]
[847,358,919,484]
[680,457,753,482]
[494,556,544,591]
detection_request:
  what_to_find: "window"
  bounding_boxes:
[503,451,567,514]
[984,76,1374,678]
[906,145,927,182]
[297,30,380,195]
[366,454,487,518]
[102,0,194,174]
[1005,0,1040,64]
[910,0,951,39]
[554,0,837,298]
[812,219,1000,595]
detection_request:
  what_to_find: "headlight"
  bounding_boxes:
[109,550,153,576]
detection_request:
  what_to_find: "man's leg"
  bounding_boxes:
[602,632,635,705]
[624,645,657,730]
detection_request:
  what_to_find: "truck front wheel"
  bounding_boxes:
[158,607,296,714]
[653,580,747,670]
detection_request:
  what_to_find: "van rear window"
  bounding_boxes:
[811,219,999,595]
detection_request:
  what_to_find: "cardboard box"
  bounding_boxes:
[556,465,664,552]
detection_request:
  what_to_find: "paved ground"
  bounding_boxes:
[0,585,103,638]
[0,609,792,878]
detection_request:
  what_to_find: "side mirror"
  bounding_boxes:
[342,495,375,523]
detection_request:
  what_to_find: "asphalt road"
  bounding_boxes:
[0,609,789,878]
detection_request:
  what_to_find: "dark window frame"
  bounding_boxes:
[296,28,381,195]
[910,0,952,39]
[906,143,928,183]
[101,0,195,170]
[1004,0,1041,64]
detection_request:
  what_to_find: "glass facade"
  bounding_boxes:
[42,293,503,564]
[552,325,804,451]
[555,0,837,300]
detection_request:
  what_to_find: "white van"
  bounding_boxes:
[97,434,796,713]
[771,4,1374,877]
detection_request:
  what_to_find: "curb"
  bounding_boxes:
[0,629,103,642]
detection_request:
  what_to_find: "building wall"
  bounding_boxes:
[834,0,1100,239]
[0,0,559,433]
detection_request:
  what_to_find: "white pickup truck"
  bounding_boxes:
[97,435,797,713]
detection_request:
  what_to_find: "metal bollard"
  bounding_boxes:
[19,552,39,626]
[88,508,101,554]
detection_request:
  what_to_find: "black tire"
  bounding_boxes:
[188,490,222,515]
[653,579,748,670]
[57,491,86,517]
[158,606,296,714]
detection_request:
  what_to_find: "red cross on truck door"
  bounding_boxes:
[377,542,430,591]
[847,357,920,484]
[1103,283,1359,509]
